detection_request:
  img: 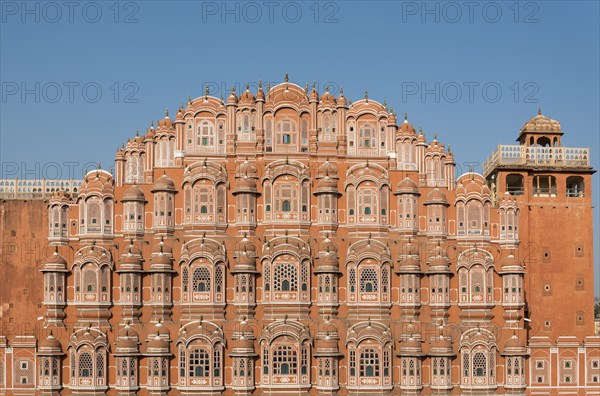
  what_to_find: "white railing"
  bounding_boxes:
[483,145,590,176]
[0,179,82,199]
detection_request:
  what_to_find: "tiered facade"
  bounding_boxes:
[0,78,598,395]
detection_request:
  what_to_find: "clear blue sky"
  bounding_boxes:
[1,1,599,295]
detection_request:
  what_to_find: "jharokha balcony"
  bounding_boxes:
[483,145,591,177]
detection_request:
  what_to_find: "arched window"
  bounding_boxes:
[360,349,379,377]
[358,187,378,221]
[466,200,482,235]
[192,268,211,292]
[79,352,93,377]
[273,345,297,375]
[473,352,487,377]
[197,120,214,146]
[533,175,557,197]
[566,176,584,197]
[506,174,524,195]
[274,262,297,292]
[83,268,96,293]
[189,348,210,377]
[274,182,297,216]
[359,123,374,148]
[276,118,297,147]
[182,267,189,293]
[360,268,379,293]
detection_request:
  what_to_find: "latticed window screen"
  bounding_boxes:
[359,189,376,215]
[193,267,211,292]
[383,348,390,376]
[275,184,297,212]
[324,359,331,375]
[347,188,355,214]
[215,266,223,293]
[263,264,270,291]
[14,359,33,384]
[97,352,104,377]
[43,359,50,376]
[381,267,389,293]
[360,268,379,292]
[360,123,374,147]
[301,262,309,291]
[120,359,128,376]
[179,348,186,377]
[273,345,297,375]
[410,358,419,376]
[463,352,470,377]
[182,267,189,292]
[189,349,210,377]
[79,352,93,377]
[193,185,214,214]
[349,268,356,292]
[274,262,297,291]
[472,269,484,293]
[263,347,269,374]
[161,359,167,376]
[324,275,331,292]
[214,347,221,377]
[52,358,58,376]
[152,359,159,376]
[83,269,96,292]
[359,349,379,377]
[473,352,487,377]
[301,344,308,374]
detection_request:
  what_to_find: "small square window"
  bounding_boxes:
[21,361,28,369]
[564,360,571,369]
[536,361,544,369]
[592,360,599,369]
[537,376,543,383]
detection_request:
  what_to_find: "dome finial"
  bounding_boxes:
[325,84,329,92]
[245,83,249,91]
[259,80,263,88]
[538,106,542,115]
[364,90,368,101]
[383,99,387,108]
[231,85,235,94]
[135,129,139,137]
[205,85,209,98]
[284,72,289,82]
[188,95,192,104]
[165,108,168,117]
[339,86,343,95]
[404,112,408,121]
[305,83,309,93]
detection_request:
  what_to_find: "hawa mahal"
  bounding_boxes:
[0,76,597,395]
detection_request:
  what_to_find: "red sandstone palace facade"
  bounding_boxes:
[0,77,597,395]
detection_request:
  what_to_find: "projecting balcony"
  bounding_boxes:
[483,145,590,177]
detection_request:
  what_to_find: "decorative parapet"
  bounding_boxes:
[0,179,82,200]
[483,145,590,177]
